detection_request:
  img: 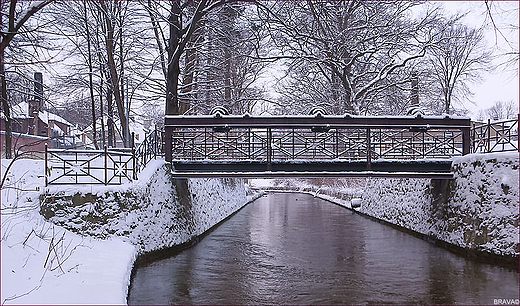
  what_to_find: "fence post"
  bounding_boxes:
[335,129,339,159]
[132,132,137,180]
[366,128,371,170]
[470,123,474,153]
[267,128,272,171]
[104,145,108,185]
[164,127,172,162]
[154,125,158,159]
[44,143,48,187]
[487,119,491,153]
[462,126,471,155]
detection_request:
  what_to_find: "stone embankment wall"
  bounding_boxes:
[258,153,519,263]
[41,163,257,257]
[360,152,519,261]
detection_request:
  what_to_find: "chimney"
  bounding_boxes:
[30,72,43,136]
[34,72,43,108]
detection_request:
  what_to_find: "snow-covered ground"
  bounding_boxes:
[2,158,136,304]
[2,158,256,305]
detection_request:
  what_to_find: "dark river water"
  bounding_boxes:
[128,193,519,305]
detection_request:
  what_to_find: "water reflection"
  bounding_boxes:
[128,193,519,305]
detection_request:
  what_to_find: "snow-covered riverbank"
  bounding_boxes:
[2,158,258,304]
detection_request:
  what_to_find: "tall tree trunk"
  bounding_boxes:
[165,1,181,116]
[147,0,167,79]
[107,79,114,147]
[100,1,128,147]
[223,48,232,104]
[84,0,98,149]
[95,12,106,147]
[99,59,106,147]
[119,1,128,145]
[181,16,203,115]
[99,74,106,147]
[181,46,195,115]
[1,51,12,158]
[221,5,233,106]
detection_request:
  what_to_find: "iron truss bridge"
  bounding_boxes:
[164,114,472,179]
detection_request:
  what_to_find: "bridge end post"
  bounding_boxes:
[462,125,471,155]
[267,128,272,171]
[165,126,172,162]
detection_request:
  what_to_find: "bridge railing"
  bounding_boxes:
[471,116,519,153]
[167,127,466,161]
[134,127,164,173]
[164,114,472,166]
[45,146,135,186]
[45,129,163,186]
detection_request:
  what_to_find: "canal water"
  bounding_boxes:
[128,193,519,305]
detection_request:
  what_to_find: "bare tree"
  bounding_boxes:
[1,0,53,158]
[143,0,264,116]
[427,23,492,114]
[486,100,518,120]
[255,1,443,115]
[163,1,228,116]
[183,2,268,114]
[484,1,519,73]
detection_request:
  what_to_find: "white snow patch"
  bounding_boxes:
[2,158,136,305]
[2,157,257,304]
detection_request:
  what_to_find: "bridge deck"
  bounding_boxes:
[170,160,453,179]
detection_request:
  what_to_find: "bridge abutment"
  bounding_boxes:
[360,152,519,265]
[40,161,258,258]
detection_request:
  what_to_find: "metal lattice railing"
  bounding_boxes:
[44,115,519,184]
[134,128,164,172]
[471,116,519,153]
[45,129,163,186]
[164,115,472,166]
[45,147,135,185]
[169,127,466,163]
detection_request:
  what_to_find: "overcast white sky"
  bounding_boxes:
[438,1,519,117]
